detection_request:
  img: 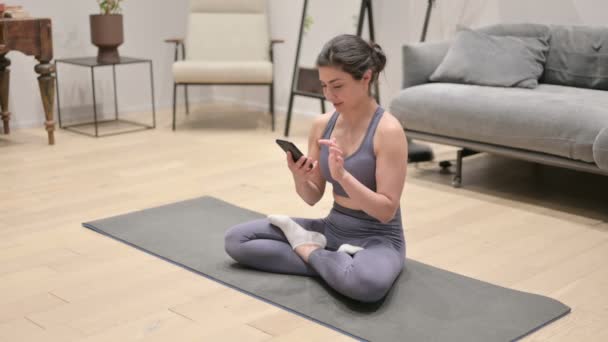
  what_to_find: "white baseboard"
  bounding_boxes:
[14,103,133,129]
[213,95,327,117]
[12,101,179,129]
[12,95,321,129]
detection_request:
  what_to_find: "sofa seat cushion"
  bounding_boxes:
[390,83,608,163]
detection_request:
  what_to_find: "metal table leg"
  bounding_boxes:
[112,64,119,120]
[149,61,156,128]
[91,66,99,137]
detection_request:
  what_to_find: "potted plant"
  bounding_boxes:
[90,0,124,64]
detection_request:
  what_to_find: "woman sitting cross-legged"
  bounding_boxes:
[224,34,408,303]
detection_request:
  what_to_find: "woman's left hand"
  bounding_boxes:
[318,137,348,182]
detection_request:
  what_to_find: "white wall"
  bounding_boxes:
[10,0,608,129]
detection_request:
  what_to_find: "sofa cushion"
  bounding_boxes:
[390,83,608,164]
[594,128,608,170]
[429,29,549,88]
[542,25,608,90]
[173,60,272,84]
[402,41,450,89]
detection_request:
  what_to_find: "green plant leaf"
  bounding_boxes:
[97,0,123,15]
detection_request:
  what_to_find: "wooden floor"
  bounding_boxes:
[1,103,607,341]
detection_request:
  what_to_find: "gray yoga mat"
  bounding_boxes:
[83,196,570,342]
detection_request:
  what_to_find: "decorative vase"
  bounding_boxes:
[90,14,124,64]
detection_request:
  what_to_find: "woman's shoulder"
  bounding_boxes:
[374,110,407,150]
[311,111,336,136]
[377,110,404,134]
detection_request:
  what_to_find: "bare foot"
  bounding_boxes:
[294,243,321,263]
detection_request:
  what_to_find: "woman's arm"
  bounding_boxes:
[293,115,328,206]
[324,114,408,223]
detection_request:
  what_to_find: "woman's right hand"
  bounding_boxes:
[286,152,317,183]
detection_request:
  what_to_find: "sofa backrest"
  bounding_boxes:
[476,23,551,38]
[477,23,608,90]
[543,25,608,90]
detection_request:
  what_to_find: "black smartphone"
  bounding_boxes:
[276,139,305,162]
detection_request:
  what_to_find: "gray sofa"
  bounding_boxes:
[390,23,608,187]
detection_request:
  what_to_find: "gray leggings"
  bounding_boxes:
[224,203,406,303]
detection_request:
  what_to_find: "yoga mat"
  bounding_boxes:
[83,196,570,342]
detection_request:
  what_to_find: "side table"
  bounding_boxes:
[55,56,156,137]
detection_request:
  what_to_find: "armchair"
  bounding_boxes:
[166,0,283,131]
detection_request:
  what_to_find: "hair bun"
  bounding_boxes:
[369,41,381,52]
[369,41,387,73]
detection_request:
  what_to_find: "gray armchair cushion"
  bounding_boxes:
[594,128,608,170]
[429,29,550,88]
[402,41,450,89]
[390,83,608,164]
[542,25,608,90]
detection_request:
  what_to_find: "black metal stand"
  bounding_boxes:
[283,0,378,137]
[407,0,436,164]
[55,56,156,137]
[420,0,436,42]
[357,0,380,103]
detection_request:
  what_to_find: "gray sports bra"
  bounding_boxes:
[319,106,384,197]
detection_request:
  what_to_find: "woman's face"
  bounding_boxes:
[319,66,372,112]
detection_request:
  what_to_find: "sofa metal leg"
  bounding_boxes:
[453,156,463,188]
[452,148,478,188]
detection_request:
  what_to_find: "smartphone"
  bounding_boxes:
[276,139,315,170]
[276,139,305,162]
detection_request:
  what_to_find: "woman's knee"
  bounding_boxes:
[346,270,394,302]
[224,223,249,260]
[224,218,277,259]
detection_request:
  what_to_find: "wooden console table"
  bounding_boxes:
[0,17,55,145]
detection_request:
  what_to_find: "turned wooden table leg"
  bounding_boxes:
[0,54,10,134]
[35,61,55,145]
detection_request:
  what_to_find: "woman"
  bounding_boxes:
[224,34,408,303]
